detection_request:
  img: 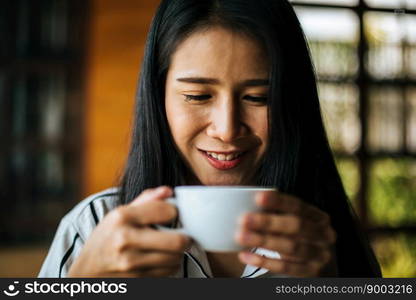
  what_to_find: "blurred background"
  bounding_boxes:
[0,0,415,277]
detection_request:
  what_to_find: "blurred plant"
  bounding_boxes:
[369,158,416,226]
[372,234,416,277]
[335,157,416,226]
[336,157,416,277]
[335,157,359,208]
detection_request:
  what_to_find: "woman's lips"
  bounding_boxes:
[199,150,246,170]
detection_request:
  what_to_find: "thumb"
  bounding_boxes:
[130,186,173,206]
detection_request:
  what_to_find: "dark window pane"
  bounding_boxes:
[319,83,360,153]
[0,73,4,110]
[38,75,66,141]
[0,0,84,244]
[369,158,416,226]
[15,0,69,56]
[12,76,29,139]
[15,0,30,56]
[0,74,4,141]
[41,0,68,52]
[37,150,64,195]
[371,234,416,277]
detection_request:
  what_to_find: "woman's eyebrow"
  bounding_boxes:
[176,77,269,86]
[176,77,220,84]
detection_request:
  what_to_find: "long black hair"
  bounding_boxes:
[119,0,381,277]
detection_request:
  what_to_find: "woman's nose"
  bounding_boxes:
[206,99,246,143]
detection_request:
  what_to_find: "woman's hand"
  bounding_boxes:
[67,186,190,277]
[235,191,337,277]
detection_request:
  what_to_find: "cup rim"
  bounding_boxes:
[174,185,277,191]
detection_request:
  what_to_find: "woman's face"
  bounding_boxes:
[165,27,269,185]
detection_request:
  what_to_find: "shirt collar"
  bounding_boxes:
[182,241,281,278]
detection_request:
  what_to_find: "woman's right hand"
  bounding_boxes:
[67,186,190,277]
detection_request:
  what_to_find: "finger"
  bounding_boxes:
[130,186,173,206]
[256,191,330,224]
[117,251,183,272]
[239,213,336,243]
[112,200,177,226]
[113,227,191,253]
[238,252,324,277]
[235,229,330,261]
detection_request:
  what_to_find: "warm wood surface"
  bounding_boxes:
[83,0,160,197]
[0,246,48,277]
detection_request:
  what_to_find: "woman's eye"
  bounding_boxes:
[243,95,268,103]
[183,94,211,101]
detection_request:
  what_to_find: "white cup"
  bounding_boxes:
[160,186,276,252]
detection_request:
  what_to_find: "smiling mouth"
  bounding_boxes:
[198,149,247,170]
[204,151,244,161]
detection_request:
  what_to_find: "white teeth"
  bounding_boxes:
[225,154,234,161]
[210,152,218,159]
[218,154,226,161]
[206,151,242,161]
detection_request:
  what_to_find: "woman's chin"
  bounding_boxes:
[199,175,247,186]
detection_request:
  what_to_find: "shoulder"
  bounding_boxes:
[39,188,121,277]
[60,187,120,241]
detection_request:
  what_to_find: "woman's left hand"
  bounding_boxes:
[235,190,337,277]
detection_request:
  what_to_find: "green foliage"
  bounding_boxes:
[336,157,416,277]
[369,159,416,226]
[335,157,359,208]
[372,234,416,277]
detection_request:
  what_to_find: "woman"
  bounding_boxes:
[39,0,381,278]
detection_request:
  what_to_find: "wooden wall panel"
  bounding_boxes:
[83,0,160,197]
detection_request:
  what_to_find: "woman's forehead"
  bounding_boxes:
[168,26,269,79]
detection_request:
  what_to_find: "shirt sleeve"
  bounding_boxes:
[38,219,84,278]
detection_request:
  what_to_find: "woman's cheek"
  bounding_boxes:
[168,108,205,148]
[178,106,209,130]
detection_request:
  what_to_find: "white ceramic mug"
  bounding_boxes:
[160,186,276,252]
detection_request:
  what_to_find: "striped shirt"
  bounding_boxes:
[38,188,286,278]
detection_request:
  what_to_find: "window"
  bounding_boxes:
[0,0,87,244]
[290,0,416,277]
